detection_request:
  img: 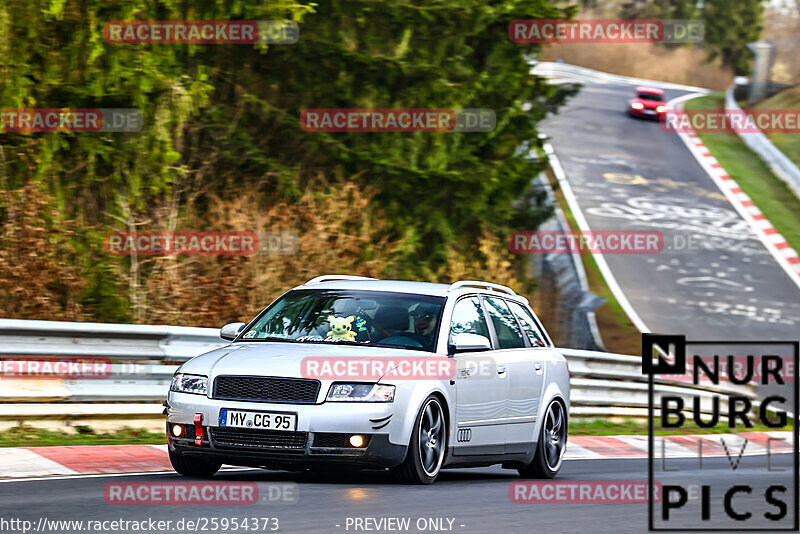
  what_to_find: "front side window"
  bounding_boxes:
[482,296,525,349]
[239,289,444,352]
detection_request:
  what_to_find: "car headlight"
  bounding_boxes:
[170,373,208,395]
[631,102,644,110]
[656,105,667,113]
[326,383,395,402]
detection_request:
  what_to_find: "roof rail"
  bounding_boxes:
[448,280,516,296]
[304,275,379,285]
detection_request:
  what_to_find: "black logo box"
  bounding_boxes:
[643,335,799,532]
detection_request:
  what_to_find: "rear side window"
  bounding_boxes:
[450,297,490,339]
[507,301,548,347]
[482,296,525,349]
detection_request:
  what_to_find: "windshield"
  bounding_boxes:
[637,92,663,101]
[238,289,445,352]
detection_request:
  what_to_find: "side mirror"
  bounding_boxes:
[220,322,246,341]
[449,333,491,354]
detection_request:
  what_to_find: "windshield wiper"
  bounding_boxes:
[371,343,428,352]
[299,339,370,347]
[239,336,431,351]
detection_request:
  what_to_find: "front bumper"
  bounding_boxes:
[165,392,407,468]
[630,107,663,119]
[169,429,406,469]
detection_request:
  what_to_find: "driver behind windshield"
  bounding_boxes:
[411,303,439,348]
[239,290,443,351]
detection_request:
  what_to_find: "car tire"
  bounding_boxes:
[169,450,222,478]
[391,396,447,485]
[518,399,567,479]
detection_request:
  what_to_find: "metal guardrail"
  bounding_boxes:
[528,169,605,351]
[0,318,220,412]
[0,319,757,427]
[725,85,800,200]
[562,348,756,417]
[0,319,224,361]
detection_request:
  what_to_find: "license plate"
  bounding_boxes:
[219,409,297,431]
[644,109,655,115]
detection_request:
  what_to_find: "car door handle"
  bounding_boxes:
[534,363,543,374]
[496,365,507,374]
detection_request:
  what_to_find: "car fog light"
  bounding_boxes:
[349,434,365,448]
[171,424,183,437]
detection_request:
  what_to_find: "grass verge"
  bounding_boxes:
[684,94,800,255]
[755,85,800,168]
[570,418,794,436]
[0,425,165,447]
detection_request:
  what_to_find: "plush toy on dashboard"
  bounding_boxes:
[325,315,358,342]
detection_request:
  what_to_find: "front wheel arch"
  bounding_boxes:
[430,391,450,443]
[519,396,568,479]
[391,394,448,484]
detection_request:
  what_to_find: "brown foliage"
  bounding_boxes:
[540,43,734,91]
[135,183,529,328]
[0,182,86,320]
[0,179,532,326]
[138,183,399,327]
[438,230,527,294]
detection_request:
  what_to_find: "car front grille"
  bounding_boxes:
[213,376,320,404]
[210,427,308,451]
[311,433,350,448]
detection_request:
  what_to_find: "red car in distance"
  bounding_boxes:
[628,86,667,119]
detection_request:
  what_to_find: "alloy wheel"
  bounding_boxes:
[418,399,445,477]
[543,401,566,471]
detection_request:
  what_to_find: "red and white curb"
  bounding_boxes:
[667,94,800,288]
[565,431,793,460]
[0,444,170,478]
[0,432,792,479]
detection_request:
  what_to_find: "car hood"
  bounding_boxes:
[177,341,444,381]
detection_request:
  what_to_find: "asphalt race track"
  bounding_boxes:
[541,79,800,409]
[0,455,795,534]
[541,81,800,340]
